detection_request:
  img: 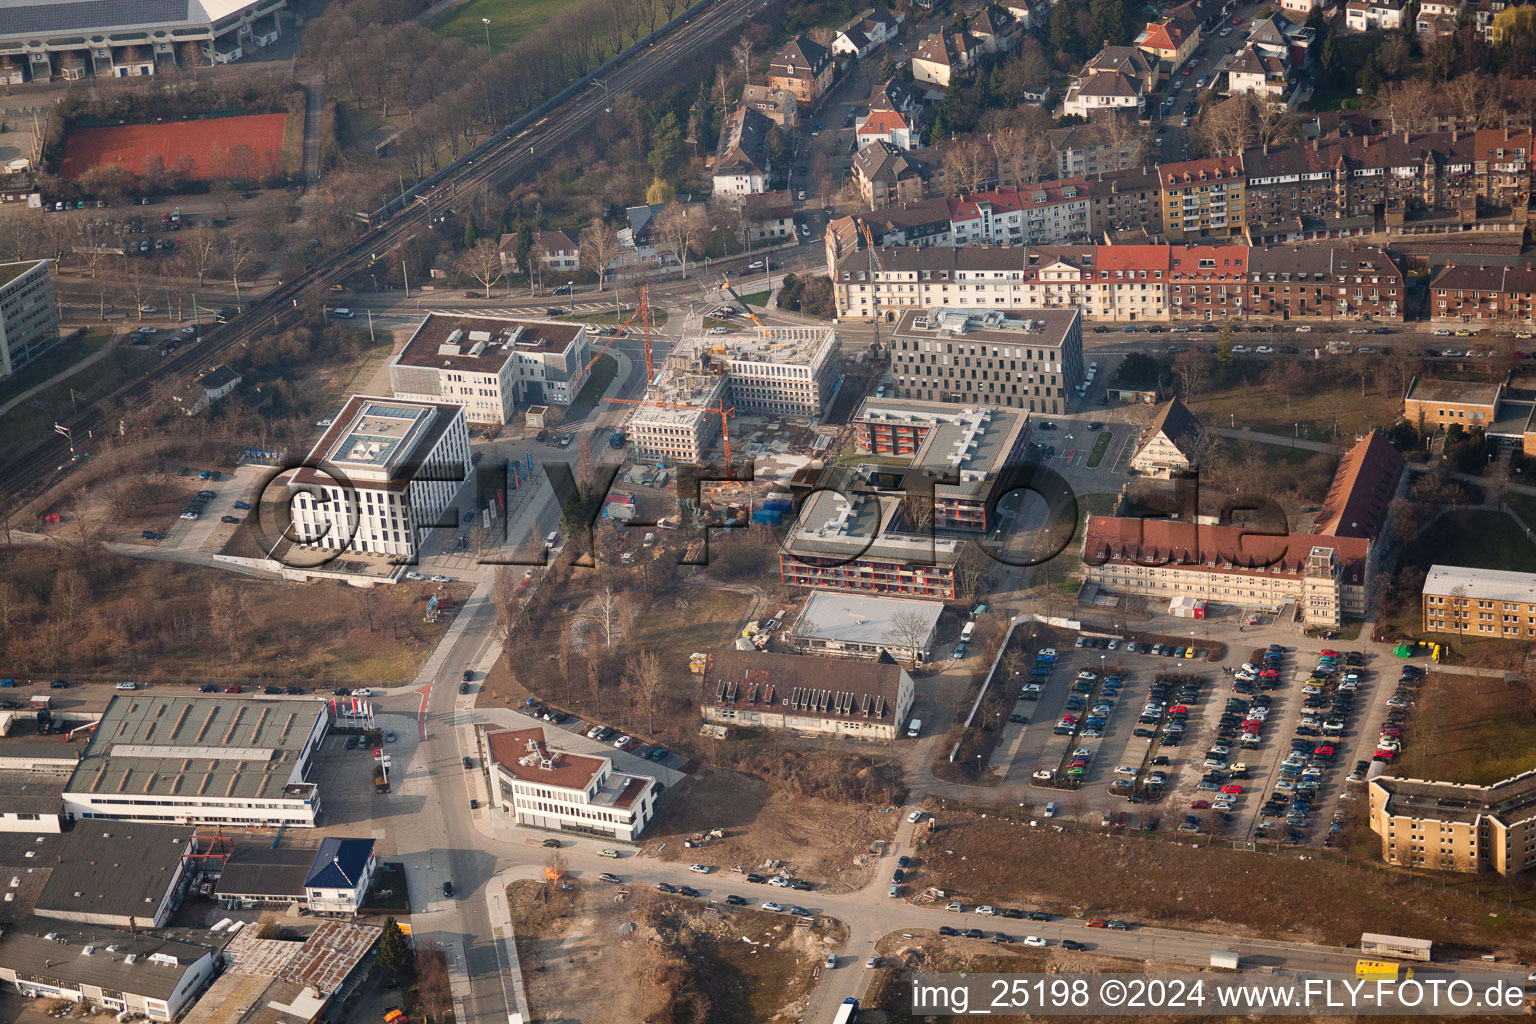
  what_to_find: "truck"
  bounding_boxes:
[29,695,51,709]
[832,998,859,1024]
[1210,951,1240,970]
[609,429,627,449]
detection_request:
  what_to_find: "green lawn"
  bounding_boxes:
[0,328,128,451]
[431,0,595,50]
[739,290,770,308]
[557,308,669,330]
[1402,509,1536,575]
[0,328,113,408]
[1085,431,1113,469]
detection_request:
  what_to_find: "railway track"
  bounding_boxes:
[1,0,752,511]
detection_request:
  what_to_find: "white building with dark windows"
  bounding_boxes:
[0,923,216,1021]
[286,395,470,561]
[0,260,57,380]
[482,727,658,842]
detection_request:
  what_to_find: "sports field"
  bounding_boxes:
[60,114,288,182]
[431,0,588,50]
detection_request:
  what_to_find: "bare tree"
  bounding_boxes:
[1172,348,1213,397]
[579,219,622,291]
[178,225,223,287]
[52,569,90,630]
[414,942,453,1024]
[593,586,622,651]
[884,609,934,666]
[456,237,506,296]
[225,239,256,305]
[627,649,666,734]
[1384,79,1436,133]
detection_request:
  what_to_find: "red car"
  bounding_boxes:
[1231,14,1242,22]
[1169,705,1188,714]
[463,291,481,299]
[1189,799,1210,809]
[1375,748,1397,760]
[1086,918,1107,928]
[224,685,242,693]
[43,513,61,522]
[1320,649,1341,658]
[1315,744,1336,756]
[1221,784,1243,794]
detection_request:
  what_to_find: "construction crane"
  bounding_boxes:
[581,284,654,382]
[717,275,764,328]
[604,394,738,469]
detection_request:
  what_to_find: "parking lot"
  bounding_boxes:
[990,626,1407,848]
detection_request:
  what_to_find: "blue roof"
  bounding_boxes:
[305,838,374,890]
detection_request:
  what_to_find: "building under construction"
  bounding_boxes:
[623,325,841,462]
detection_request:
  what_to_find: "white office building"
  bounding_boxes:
[0,260,58,380]
[286,396,470,561]
[481,726,658,843]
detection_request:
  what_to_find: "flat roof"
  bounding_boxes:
[784,490,961,563]
[0,772,66,813]
[292,395,463,491]
[669,324,837,370]
[0,921,212,1000]
[1404,377,1502,407]
[0,259,47,289]
[627,372,728,430]
[1423,564,1536,602]
[856,399,1029,494]
[487,727,606,792]
[892,307,1079,349]
[791,592,944,645]
[213,848,314,900]
[0,832,67,925]
[396,313,583,373]
[35,823,190,923]
[66,696,324,803]
[1375,770,1536,827]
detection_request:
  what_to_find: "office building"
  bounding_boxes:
[62,696,330,828]
[391,313,592,423]
[1369,770,1536,875]
[212,837,376,914]
[0,922,216,1020]
[1421,565,1536,638]
[779,489,963,598]
[699,649,915,740]
[886,307,1083,415]
[787,592,944,663]
[0,260,57,380]
[481,726,658,842]
[287,396,470,561]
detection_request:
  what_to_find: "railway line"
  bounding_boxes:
[0,0,753,512]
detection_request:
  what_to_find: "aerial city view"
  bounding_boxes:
[5,0,1536,1016]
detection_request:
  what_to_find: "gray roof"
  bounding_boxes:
[213,848,314,901]
[0,921,212,1000]
[198,364,242,391]
[65,696,325,803]
[1373,769,1536,828]
[1136,397,1203,460]
[0,833,67,925]
[0,0,207,34]
[1423,564,1536,602]
[35,823,191,924]
[791,592,944,646]
[0,772,66,814]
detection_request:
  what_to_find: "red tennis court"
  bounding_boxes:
[60,113,287,182]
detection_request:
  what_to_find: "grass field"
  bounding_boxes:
[557,308,669,329]
[1389,673,1536,787]
[738,290,770,308]
[0,329,137,452]
[1403,509,1536,575]
[1085,430,1113,468]
[1186,374,1400,440]
[431,0,592,50]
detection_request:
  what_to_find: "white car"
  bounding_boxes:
[431,574,451,583]
[975,905,995,916]
[1230,344,1250,353]
[1032,769,1054,781]
[351,688,373,697]
[614,735,632,749]
[769,876,792,888]
[181,511,198,520]
[1023,936,1048,947]
[1294,325,1313,333]
[708,326,728,334]
[945,901,964,912]
[907,810,924,823]
[404,571,425,581]
[115,681,139,691]
[316,418,334,427]
[1114,765,1137,776]
[586,725,605,738]
[747,260,765,270]
[688,864,710,874]
[1255,345,1274,354]
[1038,648,1057,658]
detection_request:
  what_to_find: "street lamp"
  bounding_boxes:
[481,16,492,49]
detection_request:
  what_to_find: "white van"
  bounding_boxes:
[907,719,922,738]
[545,531,560,547]
[1043,802,1058,818]
[959,622,976,643]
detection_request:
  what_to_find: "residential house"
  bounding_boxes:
[1280,0,1323,18]
[1428,262,1536,325]
[832,7,903,57]
[1370,768,1536,875]
[1004,0,1037,29]
[1227,44,1289,98]
[170,363,241,415]
[912,26,981,88]
[1129,397,1205,477]
[1245,244,1405,321]
[1089,165,1165,240]
[857,108,917,150]
[536,230,579,272]
[869,77,922,118]
[1248,14,1315,66]
[1166,242,1250,318]
[1416,0,1463,34]
[1063,47,1155,117]
[1137,11,1200,69]
[1344,0,1404,30]
[1421,565,1536,640]
[619,203,667,266]
[971,3,1021,54]
[741,83,799,129]
[713,106,773,197]
[851,140,935,208]
[768,36,835,107]
[1159,155,1246,240]
[742,190,797,242]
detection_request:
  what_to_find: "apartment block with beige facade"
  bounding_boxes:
[1421,564,1536,639]
[1369,770,1536,875]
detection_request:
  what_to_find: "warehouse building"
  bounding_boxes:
[33,823,193,929]
[62,696,329,828]
[0,922,217,1020]
[699,649,915,740]
[788,591,944,663]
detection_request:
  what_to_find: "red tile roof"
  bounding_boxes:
[1082,516,1372,584]
[1159,156,1245,185]
[1311,429,1406,539]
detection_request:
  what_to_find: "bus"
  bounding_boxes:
[1356,960,1413,980]
[832,998,859,1024]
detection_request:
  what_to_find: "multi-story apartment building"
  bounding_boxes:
[768,36,835,107]
[1081,431,1406,625]
[699,649,916,740]
[390,314,592,423]
[1421,565,1536,638]
[287,395,471,561]
[851,140,937,209]
[1245,245,1405,322]
[1167,244,1250,320]
[713,106,773,197]
[1427,262,1536,324]
[1369,770,1536,875]
[0,259,57,380]
[1094,244,1172,321]
[1159,156,1246,241]
[778,490,963,598]
[1089,165,1164,239]
[851,396,1033,529]
[482,726,658,842]
[886,307,1083,414]
[1045,122,1145,178]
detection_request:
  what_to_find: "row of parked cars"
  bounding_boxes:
[1374,663,1423,764]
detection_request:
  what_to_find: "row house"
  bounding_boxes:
[1090,165,1165,240]
[832,7,903,57]
[1244,244,1405,321]
[1428,262,1536,324]
[1167,244,1250,320]
[768,36,835,108]
[1159,156,1246,241]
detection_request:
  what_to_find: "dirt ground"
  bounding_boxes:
[507,878,834,1024]
[1388,671,1536,786]
[0,543,459,683]
[640,764,899,892]
[904,808,1536,958]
